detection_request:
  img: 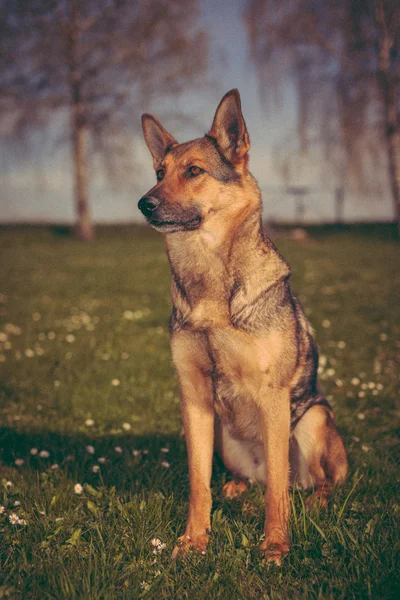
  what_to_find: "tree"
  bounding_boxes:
[244,0,400,234]
[0,0,207,239]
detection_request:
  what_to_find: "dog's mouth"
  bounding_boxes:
[148,216,202,233]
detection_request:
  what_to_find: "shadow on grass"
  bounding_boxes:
[0,427,238,510]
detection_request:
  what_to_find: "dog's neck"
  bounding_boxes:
[164,184,290,320]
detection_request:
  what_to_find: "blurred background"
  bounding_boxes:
[0,0,399,239]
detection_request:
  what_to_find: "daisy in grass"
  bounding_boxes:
[151,538,166,553]
[0,506,5,515]
[9,513,19,524]
[74,483,83,494]
[161,461,170,469]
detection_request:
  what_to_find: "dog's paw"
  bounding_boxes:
[172,531,210,558]
[222,480,247,499]
[305,489,329,510]
[259,538,289,566]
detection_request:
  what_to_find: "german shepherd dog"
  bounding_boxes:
[138,90,348,564]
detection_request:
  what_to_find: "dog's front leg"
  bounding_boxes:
[258,387,291,565]
[171,339,214,557]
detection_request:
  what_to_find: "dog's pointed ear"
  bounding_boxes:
[208,89,250,164]
[141,114,178,164]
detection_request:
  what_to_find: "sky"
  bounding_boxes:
[0,0,393,224]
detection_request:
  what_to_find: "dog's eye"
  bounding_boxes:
[187,166,204,178]
[156,169,165,181]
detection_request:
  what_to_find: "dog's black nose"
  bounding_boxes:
[138,196,159,217]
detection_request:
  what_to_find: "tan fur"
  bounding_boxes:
[139,89,348,565]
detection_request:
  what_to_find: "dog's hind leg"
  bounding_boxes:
[290,404,348,508]
[222,480,248,498]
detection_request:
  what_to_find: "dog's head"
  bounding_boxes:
[138,89,253,234]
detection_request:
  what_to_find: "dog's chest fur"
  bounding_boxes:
[167,226,299,441]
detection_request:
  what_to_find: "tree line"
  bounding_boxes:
[1,0,399,237]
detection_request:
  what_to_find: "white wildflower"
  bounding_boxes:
[98,457,106,464]
[86,445,95,455]
[322,319,331,328]
[15,459,24,466]
[92,465,100,473]
[319,355,327,367]
[85,418,95,426]
[39,450,50,458]
[25,349,35,358]
[0,505,5,514]
[161,461,170,469]
[122,422,131,431]
[351,377,360,386]
[9,513,19,525]
[114,446,123,454]
[357,413,366,420]
[160,447,169,453]
[111,379,120,386]
[74,483,83,495]
[65,334,75,343]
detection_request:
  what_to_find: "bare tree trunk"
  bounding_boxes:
[376,1,400,238]
[68,0,94,241]
[385,129,400,238]
[71,108,93,241]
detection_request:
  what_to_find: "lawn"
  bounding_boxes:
[0,225,399,599]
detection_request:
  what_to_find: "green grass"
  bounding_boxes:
[0,225,399,599]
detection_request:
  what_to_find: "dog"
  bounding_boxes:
[138,89,348,564]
